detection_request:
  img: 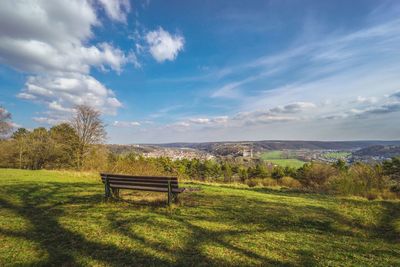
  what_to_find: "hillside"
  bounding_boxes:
[0,169,399,266]
[353,145,400,158]
[157,140,400,151]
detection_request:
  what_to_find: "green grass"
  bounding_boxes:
[260,151,306,168]
[0,169,399,266]
[323,152,351,160]
[260,150,285,159]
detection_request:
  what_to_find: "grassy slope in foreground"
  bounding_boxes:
[0,169,399,266]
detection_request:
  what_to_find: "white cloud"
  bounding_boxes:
[390,91,400,99]
[97,0,131,23]
[211,67,283,99]
[33,116,68,126]
[113,121,141,127]
[188,118,210,124]
[48,101,75,113]
[212,116,229,124]
[145,27,184,62]
[167,121,190,128]
[0,0,97,47]
[230,102,315,126]
[18,74,122,116]
[350,97,400,118]
[10,122,22,128]
[355,96,378,104]
[211,81,243,99]
[165,101,315,132]
[270,102,316,114]
[0,0,135,125]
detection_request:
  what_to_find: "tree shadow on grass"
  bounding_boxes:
[107,211,293,266]
[1,181,399,266]
[105,190,399,266]
[375,201,400,243]
[0,182,171,266]
[193,185,400,242]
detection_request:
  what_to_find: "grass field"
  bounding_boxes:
[260,151,306,168]
[0,169,399,266]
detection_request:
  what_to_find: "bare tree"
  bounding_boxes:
[0,106,12,138]
[71,105,106,169]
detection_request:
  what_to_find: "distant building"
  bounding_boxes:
[242,148,253,158]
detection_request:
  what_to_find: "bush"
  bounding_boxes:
[389,181,400,194]
[325,163,390,198]
[261,178,278,187]
[297,162,338,190]
[383,157,400,181]
[111,154,172,177]
[82,145,109,171]
[271,166,285,179]
[279,176,302,188]
[247,178,263,187]
[381,190,398,200]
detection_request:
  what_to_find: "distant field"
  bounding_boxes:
[323,151,351,159]
[260,151,306,168]
[1,169,399,266]
[260,150,285,159]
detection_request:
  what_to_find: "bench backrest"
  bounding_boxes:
[100,173,179,192]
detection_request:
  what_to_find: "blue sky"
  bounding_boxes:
[0,0,400,143]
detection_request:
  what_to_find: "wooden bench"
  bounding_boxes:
[100,173,184,205]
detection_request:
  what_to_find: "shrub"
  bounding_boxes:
[271,166,285,179]
[279,176,302,188]
[381,190,398,200]
[325,163,390,198]
[297,162,338,190]
[366,191,378,201]
[389,181,400,194]
[247,178,263,187]
[111,154,171,177]
[82,145,109,171]
[261,178,278,187]
[383,157,400,181]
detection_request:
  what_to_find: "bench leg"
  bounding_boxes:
[111,188,120,199]
[173,193,178,203]
[167,193,178,205]
[105,182,111,199]
[167,180,172,205]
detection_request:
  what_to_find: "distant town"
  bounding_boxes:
[107,140,400,167]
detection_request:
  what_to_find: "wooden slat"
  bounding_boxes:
[104,180,179,188]
[109,184,168,192]
[109,184,183,193]
[100,173,177,181]
[101,177,178,184]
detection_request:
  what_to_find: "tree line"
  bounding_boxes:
[0,105,106,170]
[1,104,399,199]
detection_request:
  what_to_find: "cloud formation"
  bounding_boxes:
[160,101,315,131]
[0,0,135,124]
[350,94,400,118]
[97,0,131,23]
[19,74,122,115]
[113,121,141,127]
[145,27,185,62]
